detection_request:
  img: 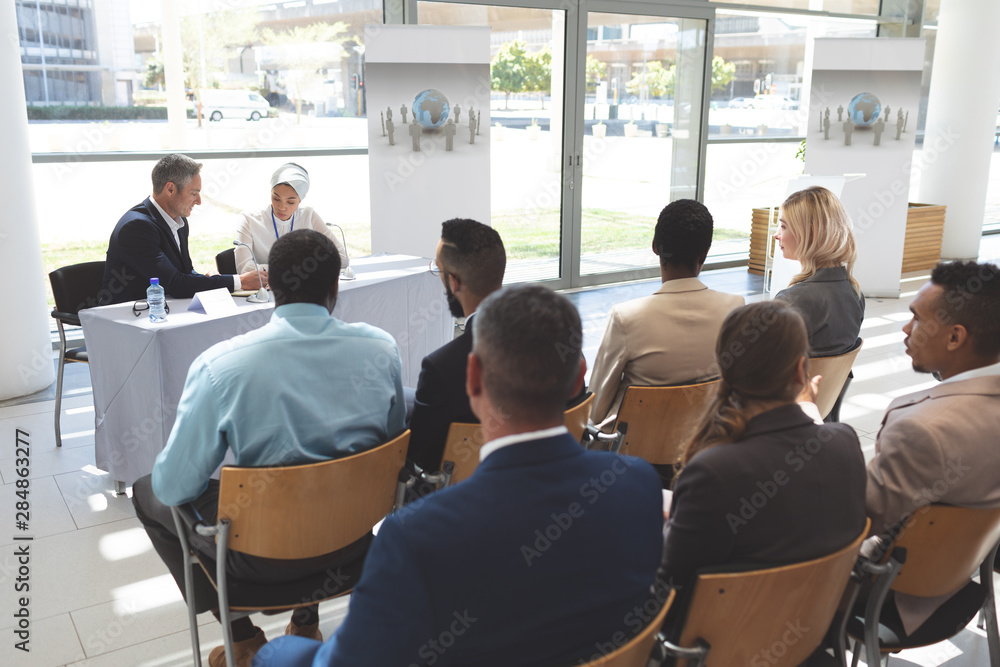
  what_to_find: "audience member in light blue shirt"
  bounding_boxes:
[151,301,405,505]
[132,229,404,666]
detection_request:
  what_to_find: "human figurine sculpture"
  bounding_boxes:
[884,105,891,120]
[386,106,392,122]
[444,118,456,151]
[409,117,421,151]
[454,105,461,124]
[380,111,386,137]
[843,120,853,146]
[904,110,909,132]
[837,104,844,122]
[469,112,477,144]
[873,118,885,146]
[476,110,481,135]
[386,118,395,146]
[895,112,904,140]
[401,104,408,124]
[823,114,830,140]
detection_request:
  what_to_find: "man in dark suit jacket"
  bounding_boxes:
[254,285,665,667]
[100,154,263,305]
[406,218,506,472]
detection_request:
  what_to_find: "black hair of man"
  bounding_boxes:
[439,219,506,296]
[268,229,342,306]
[152,154,202,194]
[652,199,714,271]
[930,260,1000,358]
[472,284,582,423]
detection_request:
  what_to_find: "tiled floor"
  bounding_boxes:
[2,237,999,666]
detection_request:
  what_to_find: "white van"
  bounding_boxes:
[200,89,271,121]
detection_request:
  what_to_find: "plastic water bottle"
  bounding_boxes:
[147,277,167,323]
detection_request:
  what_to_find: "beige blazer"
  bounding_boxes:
[866,372,1000,633]
[588,278,744,424]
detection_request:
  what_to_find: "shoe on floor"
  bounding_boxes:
[285,619,323,642]
[208,627,267,667]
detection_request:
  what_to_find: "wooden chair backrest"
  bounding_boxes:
[809,340,863,419]
[581,589,675,667]
[565,393,595,442]
[217,430,409,559]
[441,398,599,484]
[441,422,488,485]
[888,505,1000,598]
[675,520,869,667]
[615,381,719,465]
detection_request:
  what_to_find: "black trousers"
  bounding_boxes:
[132,474,371,615]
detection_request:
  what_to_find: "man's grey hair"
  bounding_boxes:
[472,284,582,422]
[152,154,202,194]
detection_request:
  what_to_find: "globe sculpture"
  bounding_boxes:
[412,89,450,129]
[847,92,882,127]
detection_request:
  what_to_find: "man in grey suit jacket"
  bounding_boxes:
[866,260,1000,634]
[589,199,744,425]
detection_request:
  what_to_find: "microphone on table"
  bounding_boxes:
[327,223,355,280]
[233,240,270,303]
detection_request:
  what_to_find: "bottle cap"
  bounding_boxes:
[150,277,160,285]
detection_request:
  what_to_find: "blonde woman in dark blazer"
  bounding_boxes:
[773,186,864,357]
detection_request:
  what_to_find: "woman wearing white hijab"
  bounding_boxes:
[234,162,350,274]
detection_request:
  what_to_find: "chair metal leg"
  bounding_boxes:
[980,541,1000,667]
[849,639,860,667]
[171,508,203,667]
[114,480,127,496]
[216,520,236,667]
[54,321,68,448]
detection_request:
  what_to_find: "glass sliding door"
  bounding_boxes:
[575,9,709,283]
[417,1,576,284]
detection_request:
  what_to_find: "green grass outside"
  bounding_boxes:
[41,215,747,307]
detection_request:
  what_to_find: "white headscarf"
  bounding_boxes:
[270,162,310,200]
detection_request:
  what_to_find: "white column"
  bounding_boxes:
[160,0,186,147]
[0,1,56,399]
[917,0,1000,259]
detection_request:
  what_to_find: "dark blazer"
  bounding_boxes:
[406,317,476,471]
[660,403,867,588]
[775,266,864,357]
[256,433,665,667]
[100,197,232,304]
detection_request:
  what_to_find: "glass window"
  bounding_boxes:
[23,0,383,297]
[703,10,878,261]
[418,1,568,283]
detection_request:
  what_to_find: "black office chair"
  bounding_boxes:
[215,248,237,275]
[48,261,105,447]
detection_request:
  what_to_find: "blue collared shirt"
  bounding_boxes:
[152,302,406,505]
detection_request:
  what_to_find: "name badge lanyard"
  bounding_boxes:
[272,209,295,239]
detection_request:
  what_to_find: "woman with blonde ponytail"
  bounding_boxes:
[773,186,864,357]
[659,301,866,598]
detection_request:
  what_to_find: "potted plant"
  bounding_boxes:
[624,120,638,138]
[527,117,541,140]
[654,123,669,138]
[592,120,607,138]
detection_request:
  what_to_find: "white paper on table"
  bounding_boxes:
[188,288,238,316]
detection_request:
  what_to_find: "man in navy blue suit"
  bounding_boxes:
[406,218,506,472]
[254,284,665,667]
[99,154,263,304]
